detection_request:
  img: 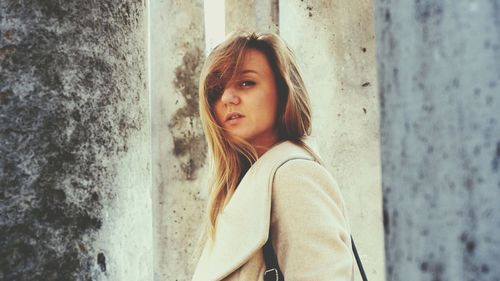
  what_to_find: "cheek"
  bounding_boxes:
[258,100,278,126]
[266,94,279,120]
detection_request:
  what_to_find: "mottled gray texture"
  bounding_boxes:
[168,46,206,181]
[225,0,257,34]
[149,0,207,280]
[225,0,278,34]
[374,1,500,280]
[255,0,279,33]
[0,1,147,280]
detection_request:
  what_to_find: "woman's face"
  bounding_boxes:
[213,48,279,154]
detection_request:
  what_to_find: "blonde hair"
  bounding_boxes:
[198,31,313,241]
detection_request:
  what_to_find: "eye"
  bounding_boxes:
[240,80,256,87]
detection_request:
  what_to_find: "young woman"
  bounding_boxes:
[193,31,355,281]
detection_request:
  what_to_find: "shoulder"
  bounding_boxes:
[255,141,316,168]
[275,158,329,177]
[271,158,348,219]
[273,158,339,193]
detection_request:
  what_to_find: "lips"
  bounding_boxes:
[225,112,244,123]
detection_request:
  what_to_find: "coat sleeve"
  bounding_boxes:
[270,158,354,281]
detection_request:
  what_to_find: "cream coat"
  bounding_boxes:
[192,141,355,281]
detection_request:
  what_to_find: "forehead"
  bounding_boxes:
[238,49,273,76]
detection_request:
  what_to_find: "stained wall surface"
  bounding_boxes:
[0,1,152,280]
[225,0,257,34]
[226,0,278,34]
[280,1,385,281]
[149,0,208,280]
[255,0,279,33]
[374,1,500,280]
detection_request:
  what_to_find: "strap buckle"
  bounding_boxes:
[264,268,280,281]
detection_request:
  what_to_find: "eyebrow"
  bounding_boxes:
[239,69,260,76]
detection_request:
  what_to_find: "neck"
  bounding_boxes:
[251,136,280,157]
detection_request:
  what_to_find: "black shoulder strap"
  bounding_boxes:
[263,237,284,281]
[351,236,368,281]
[263,235,368,281]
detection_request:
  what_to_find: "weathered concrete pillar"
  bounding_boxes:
[255,0,279,33]
[225,0,278,34]
[374,1,500,281]
[280,1,385,280]
[225,0,256,34]
[1,1,151,280]
[150,0,207,280]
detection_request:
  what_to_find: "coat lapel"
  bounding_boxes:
[192,141,315,281]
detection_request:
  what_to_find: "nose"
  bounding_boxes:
[220,87,240,105]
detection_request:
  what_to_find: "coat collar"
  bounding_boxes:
[192,141,316,281]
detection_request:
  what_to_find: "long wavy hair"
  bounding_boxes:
[198,31,313,241]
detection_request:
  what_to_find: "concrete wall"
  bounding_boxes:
[0,1,152,280]
[280,1,385,280]
[374,1,500,281]
[225,0,278,33]
[226,0,256,33]
[149,0,208,280]
[255,0,279,33]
